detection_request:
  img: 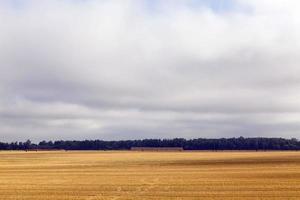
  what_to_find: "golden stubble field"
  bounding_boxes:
[0,151,300,200]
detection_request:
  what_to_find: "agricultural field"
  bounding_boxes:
[0,151,300,199]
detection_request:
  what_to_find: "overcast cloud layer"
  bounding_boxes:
[1,0,300,142]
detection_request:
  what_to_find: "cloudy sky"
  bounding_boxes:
[1,0,300,142]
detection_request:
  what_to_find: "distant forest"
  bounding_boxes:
[0,137,300,151]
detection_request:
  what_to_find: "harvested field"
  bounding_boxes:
[0,151,300,199]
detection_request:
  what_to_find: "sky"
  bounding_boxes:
[1,0,300,142]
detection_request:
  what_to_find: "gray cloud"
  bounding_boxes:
[1,0,300,141]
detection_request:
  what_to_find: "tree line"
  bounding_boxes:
[0,137,299,151]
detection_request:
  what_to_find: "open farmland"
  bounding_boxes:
[0,151,300,199]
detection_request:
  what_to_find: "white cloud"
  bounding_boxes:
[1,0,300,141]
